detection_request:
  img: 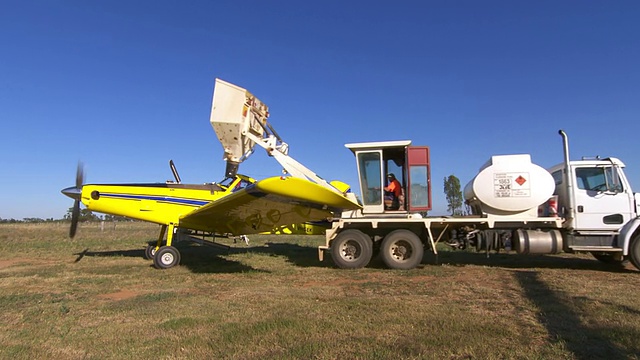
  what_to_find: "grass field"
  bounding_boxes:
[0,222,639,359]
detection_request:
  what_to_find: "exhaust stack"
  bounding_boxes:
[558,130,575,224]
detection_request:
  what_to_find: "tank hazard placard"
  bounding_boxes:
[494,173,530,198]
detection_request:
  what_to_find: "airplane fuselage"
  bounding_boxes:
[63,175,255,231]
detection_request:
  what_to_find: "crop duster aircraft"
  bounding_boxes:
[62,79,361,269]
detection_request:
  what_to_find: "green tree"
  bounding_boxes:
[444,175,463,215]
[64,207,101,222]
[104,214,132,222]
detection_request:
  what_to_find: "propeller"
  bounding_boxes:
[61,163,85,238]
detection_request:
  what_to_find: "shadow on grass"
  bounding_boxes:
[73,242,637,274]
[179,245,267,274]
[514,270,639,359]
[74,248,145,261]
[425,250,638,273]
[73,245,262,274]
[230,242,327,268]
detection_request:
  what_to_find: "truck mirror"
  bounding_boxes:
[605,166,623,194]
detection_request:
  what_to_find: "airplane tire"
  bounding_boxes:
[153,246,181,269]
[144,245,157,260]
[629,234,640,271]
[330,229,372,269]
[380,230,424,270]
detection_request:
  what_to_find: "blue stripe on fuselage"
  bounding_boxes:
[100,193,209,206]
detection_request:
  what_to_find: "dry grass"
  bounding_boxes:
[0,222,639,359]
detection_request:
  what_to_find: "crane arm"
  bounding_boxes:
[210,79,342,195]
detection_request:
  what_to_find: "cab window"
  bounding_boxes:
[575,167,622,192]
[358,152,382,205]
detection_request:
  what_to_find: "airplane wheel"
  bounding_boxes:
[330,229,372,269]
[380,229,424,270]
[144,245,157,260]
[153,246,181,269]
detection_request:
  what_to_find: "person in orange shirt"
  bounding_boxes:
[384,173,402,210]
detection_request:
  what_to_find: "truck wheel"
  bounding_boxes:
[630,235,640,271]
[380,230,424,270]
[330,229,372,269]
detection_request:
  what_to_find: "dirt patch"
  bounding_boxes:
[97,289,140,301]
[0,259,30,269]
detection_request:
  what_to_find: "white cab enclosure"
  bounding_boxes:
[346,140,431,214]
[346,141,411,214]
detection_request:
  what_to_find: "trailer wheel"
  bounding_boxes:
[629,234,640,271]
[330,229,372,269]
[380,230,424,270]
[153,246,181,269]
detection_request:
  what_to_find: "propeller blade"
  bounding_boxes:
[70,199,80,238]
[75,162,84,190]
[69,162,85,238]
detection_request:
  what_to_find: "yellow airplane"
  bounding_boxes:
[61,79,361,269]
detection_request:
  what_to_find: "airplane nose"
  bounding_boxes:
[61,186,82,200]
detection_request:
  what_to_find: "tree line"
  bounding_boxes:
[0,208,132,224]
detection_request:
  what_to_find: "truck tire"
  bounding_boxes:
[380,230,424,270]
[330,229,372,269]
[630,234,640,271]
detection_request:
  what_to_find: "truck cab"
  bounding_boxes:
[345,141,431,214]
[549,158,638,235]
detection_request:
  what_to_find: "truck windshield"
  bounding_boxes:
[575,167,622,192]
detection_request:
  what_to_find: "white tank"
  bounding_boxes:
[464,154,555,216]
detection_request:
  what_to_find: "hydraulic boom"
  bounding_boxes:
[210,78,344,196]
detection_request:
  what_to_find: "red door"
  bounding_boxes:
[406,146,431,211]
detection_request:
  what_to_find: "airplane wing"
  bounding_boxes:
[178,176,361,235]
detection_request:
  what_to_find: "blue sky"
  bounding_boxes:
[1,1,639,219]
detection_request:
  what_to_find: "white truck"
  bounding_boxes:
[317,130,640,271]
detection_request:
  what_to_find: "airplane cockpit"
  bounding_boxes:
[217,175,255,192]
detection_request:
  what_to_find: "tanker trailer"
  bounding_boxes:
[456,154,563,254]
[464,154,556,217]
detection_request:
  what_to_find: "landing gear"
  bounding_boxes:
[150,224,181,269]
[144,244,158,260]
[153,246,181,269]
